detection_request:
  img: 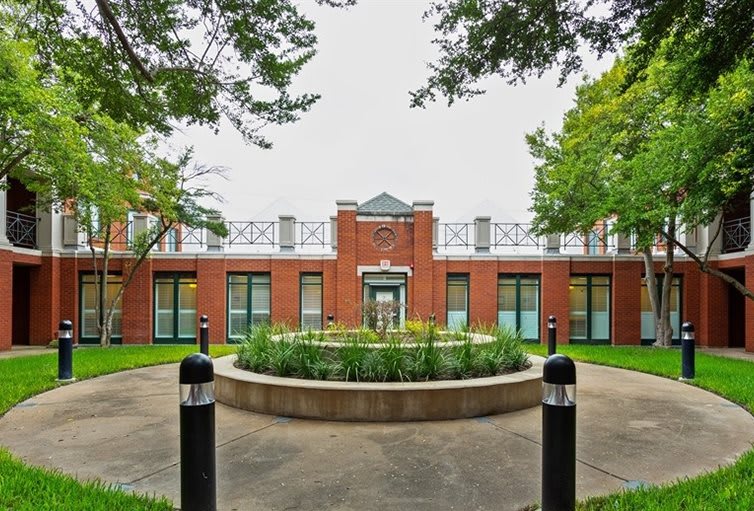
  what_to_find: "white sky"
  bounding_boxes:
[170,0,615,224]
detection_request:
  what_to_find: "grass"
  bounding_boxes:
[525,344,754,510]
[0,448,173,511]
[2,343,754,509]
[235,324,531,382]
[0,344,236,511]
[0,345,237,416]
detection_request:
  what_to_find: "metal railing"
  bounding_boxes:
[6,210,38,249]
[493,223,541,247]
[440,223,473,248]
[723,217,750,253]
[226,221,277,248]
[563,225,614,252]
[296,222,328,246]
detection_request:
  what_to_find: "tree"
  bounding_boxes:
[0,35,91,184]
[527,43,754,345]
[2,0,354,174]
[411,0,754,107]
[31,133,228,346]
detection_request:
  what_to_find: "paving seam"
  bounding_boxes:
[127,421,277,485]
[484,417,629,484]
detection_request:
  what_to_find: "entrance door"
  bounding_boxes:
[726,269,745,347]
[12,266,30,345]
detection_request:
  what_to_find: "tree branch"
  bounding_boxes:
[94,0,155,83]
[0,148,32,180]
[662,227,754,301]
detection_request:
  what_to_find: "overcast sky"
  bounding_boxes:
[171,0,615,224]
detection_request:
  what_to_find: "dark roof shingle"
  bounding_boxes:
[357,192,412,216]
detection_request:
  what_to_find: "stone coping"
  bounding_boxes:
[214,355,544,421]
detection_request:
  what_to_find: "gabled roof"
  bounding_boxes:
[357,192,413,216]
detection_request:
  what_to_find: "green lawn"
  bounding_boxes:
[0,345,235,511]
[526,345,754,510]
[1,344,753,510]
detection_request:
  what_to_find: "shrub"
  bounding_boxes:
[235,324,530,382]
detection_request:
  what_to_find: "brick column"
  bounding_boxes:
[541,258,570,344]
[412,201,434,320]
[747,255,754,352]
[59,256,79,341]
[0,250,12,350]
[469,260,498,325]
[335,200,358,326]
[197,257,226,343]
[611,258,642,345]
[271,260,300,326]
[29,256,61,345]
[699,262,729,347]
[122,257,153,344]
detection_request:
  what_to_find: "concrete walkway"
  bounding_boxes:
[1,362,753,511]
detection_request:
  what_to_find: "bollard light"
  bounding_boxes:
[57,320,74,382]
[542,354,576,511]
[429,313,436,326]
[199,315,209,356]
[680,321,695,380]
[327,314,334,328]
[547,315,557,356]
[180,353,216,511]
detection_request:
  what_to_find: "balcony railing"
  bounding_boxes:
[226,221,278,248]
[493,223,541,247]
[440,223,474,248]
[6,210,38,249]
[723,217,750,253]
[296,221,329,246]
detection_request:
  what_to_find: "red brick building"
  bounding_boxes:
[1,189,752,351]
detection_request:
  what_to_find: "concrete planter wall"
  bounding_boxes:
[214,355,544,422]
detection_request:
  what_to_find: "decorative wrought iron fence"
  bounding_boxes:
[178,225,205,247]
[6,210,38,249]
[440,223,473,248]
[226,221,277,248]
[296,222,327,246]
[493,223,540,247]
[723,217,750,253]
[563,224,613,252]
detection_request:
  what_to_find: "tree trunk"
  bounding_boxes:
[642,251,664,346]
[655,220,676,347]
[99,225,112,347]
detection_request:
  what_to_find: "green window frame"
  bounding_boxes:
[153,272,197,344]
[227,273,271,341]
[569,275,611,344]
[79,273,123,345]
[498,275,540,341]
[447,274,469,331]
[300,273,323,330]
[641,276,682,345]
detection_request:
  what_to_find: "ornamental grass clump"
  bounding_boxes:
[235,323,530,381]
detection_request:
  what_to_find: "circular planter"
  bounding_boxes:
[214,355,544,422]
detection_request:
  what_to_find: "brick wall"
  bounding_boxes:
[3,208,754,351]
[0,249,12,350]
[29,256,60,345]
[336,209,358,324]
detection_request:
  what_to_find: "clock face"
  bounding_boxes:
[373,225,397,251]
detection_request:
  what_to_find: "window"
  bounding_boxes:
[498,275,540,340]
[300,274,323,330]
[227,273,271,340]
[641,276,682,344]
[80,273,122,344]
[154,273,197,343]
[447,274,469,331]
[569,276,610,343]
[165,228,178,252]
